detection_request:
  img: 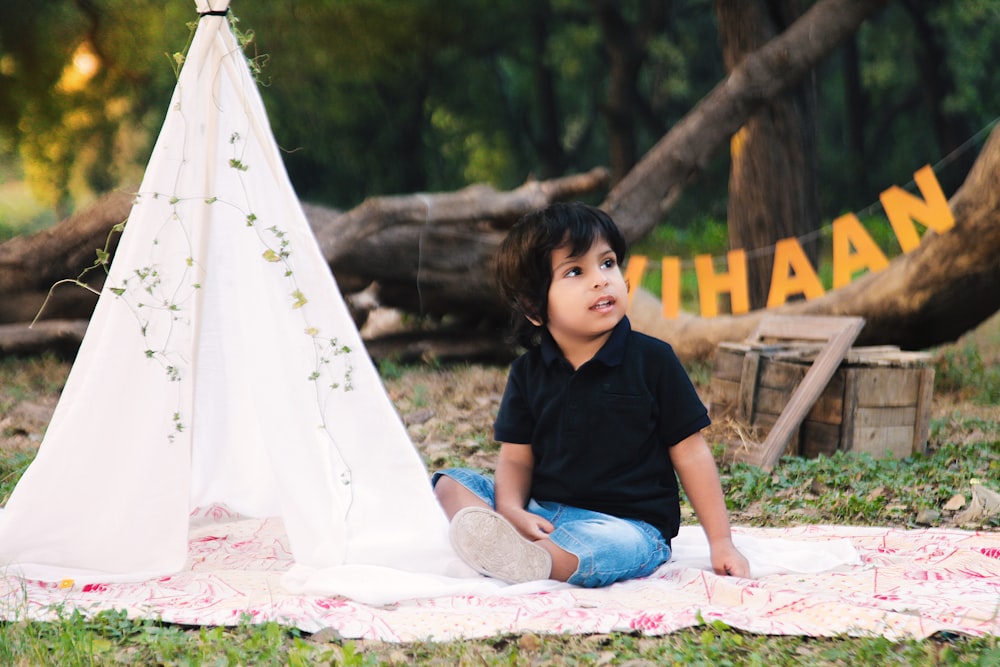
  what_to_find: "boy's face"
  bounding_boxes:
[544,237,627,348]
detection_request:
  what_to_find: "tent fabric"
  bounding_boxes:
[0,0,474,596]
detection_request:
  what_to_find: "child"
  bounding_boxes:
[433,202,749,586]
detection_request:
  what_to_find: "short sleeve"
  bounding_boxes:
[493,358,535,444]
[651,339,710,446]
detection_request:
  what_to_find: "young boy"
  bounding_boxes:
[433,202,749,587]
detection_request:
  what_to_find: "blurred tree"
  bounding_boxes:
[0,0,194,216]
[820,0,998,212]
[0,0,997,235]
[716,0,821,310]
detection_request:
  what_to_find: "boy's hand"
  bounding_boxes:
[499,507,555,542]
[710,539,751,578]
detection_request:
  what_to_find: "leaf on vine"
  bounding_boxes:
[304,326,319,336]
[291,290,307,309]
[262,249,281,262]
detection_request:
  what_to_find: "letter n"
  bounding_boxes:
[879,164,954,253]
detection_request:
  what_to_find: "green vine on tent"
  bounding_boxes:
[169,12,269,85]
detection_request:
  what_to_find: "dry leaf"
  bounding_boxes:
[943,494,966,512]
[954,482,1000,525]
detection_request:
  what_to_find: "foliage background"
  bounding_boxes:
[1,0,998,235]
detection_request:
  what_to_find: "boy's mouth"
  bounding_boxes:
[591,297,615,311]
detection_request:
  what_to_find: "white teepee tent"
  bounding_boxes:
[0,0,495,604]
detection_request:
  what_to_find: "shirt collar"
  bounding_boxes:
[540,316,631,368]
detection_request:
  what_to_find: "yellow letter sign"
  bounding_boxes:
[766,238,825,308]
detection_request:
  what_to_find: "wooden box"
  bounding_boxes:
[709,344,935,459]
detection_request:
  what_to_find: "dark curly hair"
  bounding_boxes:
[493,202,627,348]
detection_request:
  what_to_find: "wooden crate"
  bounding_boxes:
[709,344,935,459]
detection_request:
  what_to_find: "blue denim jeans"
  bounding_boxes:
[433,468,671,587]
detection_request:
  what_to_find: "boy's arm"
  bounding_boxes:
[495,442,555,540]
[669,432,751,578]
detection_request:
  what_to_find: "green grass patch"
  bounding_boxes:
[718,441,1000,527]
[934,342,1000,405]
[0,353,70,415]
[0,449,34,505]
[0,613,996,665]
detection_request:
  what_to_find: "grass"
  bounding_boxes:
[0,613,996,666]
[0,353,70,416]
[1,319,999,663]
[934,342,1000,405]
[720,442,1000,527]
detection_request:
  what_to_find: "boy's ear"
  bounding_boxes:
[516,297,543,327]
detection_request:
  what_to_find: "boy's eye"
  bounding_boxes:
[602,258,616,269]
[565,267,581,277]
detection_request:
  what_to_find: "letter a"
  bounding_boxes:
[832,213,890,289]
[766,238,825,308]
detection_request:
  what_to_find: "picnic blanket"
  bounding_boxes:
[2,505,998,641]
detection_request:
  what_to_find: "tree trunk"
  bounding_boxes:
[715,0,820,309]
[841,35,869,202]
[0,191,128,323]
[592,0,666,183]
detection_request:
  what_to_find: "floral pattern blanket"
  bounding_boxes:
[2,506,998,642]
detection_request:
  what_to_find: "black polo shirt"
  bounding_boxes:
[493,316,710,542]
